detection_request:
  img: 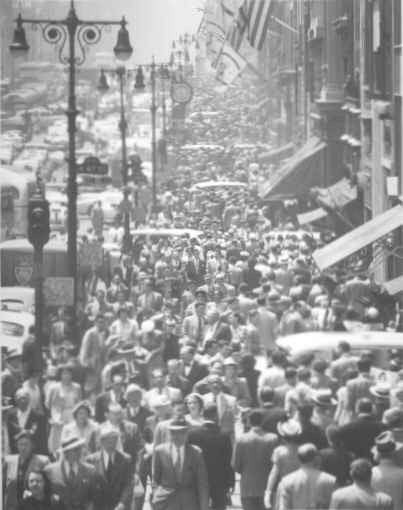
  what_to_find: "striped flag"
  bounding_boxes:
[247,0,274,50]
[227,1,251,51]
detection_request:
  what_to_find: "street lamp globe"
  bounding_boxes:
[97,69,110,93]
[9,14,30,53]
[113,17,133,61]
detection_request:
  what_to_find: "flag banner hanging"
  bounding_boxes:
[215,42,247,85]
[247,0,274,50]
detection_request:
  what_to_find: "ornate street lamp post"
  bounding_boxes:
[10,0,133,336]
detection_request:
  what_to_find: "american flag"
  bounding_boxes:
[228,0,274,52]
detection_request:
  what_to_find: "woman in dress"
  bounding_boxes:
[46,363,81,457]
[185,393,205,427]
[60,400,98,456]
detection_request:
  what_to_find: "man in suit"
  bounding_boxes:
[338,398,385,460]
[188,404,234,510]
[144,368,182,410]
[137,278,163,315]
[259,386,288,435]
[232,409,278,510]
[371,431,403,510]
[3,430,50,510]
[95,373,127,423]
[181,345,209,394]
[44,433,100,510]
[223,358,251,408]
[202,375,239,441]
[329,458,393,509]
[86,423,133,510]
[102,403,144,469]
[152,418,209,510]
[153,399,188,447]
[345,358,373,417]
[7,388,47,454]
[276,443,336,510]
[329,341,358,384]
[166,359,189,396]
[182,303,207,346]
[123,383,152,436]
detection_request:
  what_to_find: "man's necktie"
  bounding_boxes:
[196,316,203,344]
[106,456,113,483]
[174,446,182,478]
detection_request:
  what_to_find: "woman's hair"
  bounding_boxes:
[186,393,204,412]
[28,469,52,501]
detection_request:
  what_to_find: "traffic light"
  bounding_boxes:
[134,66,145,91]
[28,195,50,249]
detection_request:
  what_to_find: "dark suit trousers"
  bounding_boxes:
[241,496,266,510]
[210,485,228,510]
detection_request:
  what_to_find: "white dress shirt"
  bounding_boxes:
[17,407,31,429]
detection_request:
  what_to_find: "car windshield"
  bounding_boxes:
[1,321,24,336]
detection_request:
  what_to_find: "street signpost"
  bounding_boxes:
[77,155,108,175]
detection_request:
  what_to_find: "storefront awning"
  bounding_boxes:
[313,205,403,271]
[313,178,357,210]
[258,142,295,164]
[297,208,328,225]
[259,137,326,199]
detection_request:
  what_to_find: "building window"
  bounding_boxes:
[383,120,392,160]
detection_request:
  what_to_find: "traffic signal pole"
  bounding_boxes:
[151,58,157,212]
[33,245,44,370]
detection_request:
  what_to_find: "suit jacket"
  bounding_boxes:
[223,377,251,408]
[329,483,393,509]
[152,443,209,510]
[4,454,50,510]
[119,419,144,467]
[202,392,238,436]
[188,422,234,492]
[86,450,133,510]
[123,405,152,435]
[260,404,288,435]
[232,428,278,497]
[137,291,163,312]
[44,460,100,510]
[371,459,403,510]
[346,373,373,415]
[95,391,127,423]
[338,414,386,460]
[185,361,209,395]
[7,407,48,455]
[277,467,336,510]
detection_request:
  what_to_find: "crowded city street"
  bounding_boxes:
[2,1,403,510]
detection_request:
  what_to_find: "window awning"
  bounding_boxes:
[313,205,403,271]
[259,137,326,199]
[313,178,357,210]
[297,208,328,225]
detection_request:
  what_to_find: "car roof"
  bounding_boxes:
[277,331,403,356]
[0,287,34,299]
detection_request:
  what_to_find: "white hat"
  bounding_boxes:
[99,423,120,440]
[60,433,86,452]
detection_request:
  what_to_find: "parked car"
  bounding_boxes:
[276,331,403,370]
[0,287,35,313]
[0,310,34,353]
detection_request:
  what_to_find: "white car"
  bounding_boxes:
[0,287,35,313]
[0,310,35,353]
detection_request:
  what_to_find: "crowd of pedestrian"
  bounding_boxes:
[2,76,403,510]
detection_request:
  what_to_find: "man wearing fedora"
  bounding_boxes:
[86,423,133,510]
[151,417,209,510]
[45,432,100,510]
[3,430,50,510]
[311,389,338,430]
[372,431,403,510]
